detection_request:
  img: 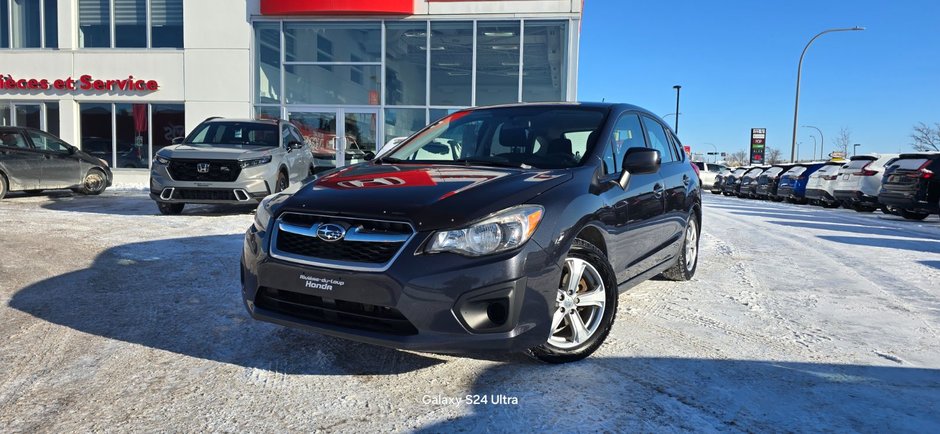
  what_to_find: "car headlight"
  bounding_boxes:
[426,205,544,257]
[153,155,170,165]
[240,155,272,169]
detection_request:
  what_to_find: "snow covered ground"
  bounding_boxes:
[0,190,938,432]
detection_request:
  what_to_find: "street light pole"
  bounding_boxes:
[853,143,861,156]
[672,85,682,134]
[809,135,817,162]
[802,125,824,160]
[789,27,865,163]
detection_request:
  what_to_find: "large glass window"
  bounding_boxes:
[384,108,425,145]
[80,0,183,48]
[0,0,55,48]
[385,21,427,106]
[284,22,381,62]
[523,21,568,102]
[0,101,60,134]
[284,65,380,105]
[14,104,41,128]
[114,0,147,48]
[79,102,184,168]
[430,22,472,106]
[81,103,114,165]
[255,22,280,104]
[151,0,183,48]
[476,21,521,106]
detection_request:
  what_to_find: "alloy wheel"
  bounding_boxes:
[685,219,698,272]
[547,257,607,350]
[84,172,104,192]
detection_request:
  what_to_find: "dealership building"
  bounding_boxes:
[0,0,582,180]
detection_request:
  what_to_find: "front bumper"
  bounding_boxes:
[240,224,560,353]
[149,163,272,204]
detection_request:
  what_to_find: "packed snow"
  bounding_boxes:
[0,190,938,432]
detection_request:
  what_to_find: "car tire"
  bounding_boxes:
[275,171,289,193]
[662,214,700,282]
[771,196,784,202]
[78,169,108,195]
[0,174,7,200]
[853,204,876,213]
[900,209,929,221]
[157,202,185,215]
[710,190,721,195]
[822,200,840,209]
[528,238,618,364]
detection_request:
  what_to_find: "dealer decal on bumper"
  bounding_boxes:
[300,274,346,291]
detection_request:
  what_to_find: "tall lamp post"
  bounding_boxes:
[789,27,865,162]
[853,143,861,156]
[672,85,682,134]
[802,125,824,160]
[808,135,817,162]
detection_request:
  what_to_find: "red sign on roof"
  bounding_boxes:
[261,0,414,15]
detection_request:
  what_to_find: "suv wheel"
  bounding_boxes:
[528,238,617,364]
[79,169,107,195]
[0,174,7,200]
[157,202,185,215]
[900,209,929,221]
[662,215,700,281]
[275,171,289,193]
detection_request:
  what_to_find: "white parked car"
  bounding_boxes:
[693,161,728,189]
[804,161,847,208]
[833,153,899,212]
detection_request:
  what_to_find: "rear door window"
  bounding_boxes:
[0,131,30,149]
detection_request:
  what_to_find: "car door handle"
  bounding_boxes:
[653,183,665,198]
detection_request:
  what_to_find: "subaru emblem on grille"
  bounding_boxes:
[196,163,210,173]
[316,224,346,242]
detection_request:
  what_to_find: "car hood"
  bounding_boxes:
[278,163,572,231]
[159,144,277,160]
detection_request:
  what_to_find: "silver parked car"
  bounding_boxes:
[149,118,314,215]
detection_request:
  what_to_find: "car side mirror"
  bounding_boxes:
[67,146,76,155]
[619,148,661,189]
[288,140,305,150]
[362,151,376,161]
[171,137,184,145]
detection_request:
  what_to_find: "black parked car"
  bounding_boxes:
[241,103,703,363]
[738,166,769,198]
[722,167,750,196]
[0,127,112,200]
[879,153,940,220]
[710,168,731,195]
[755,164,795,201]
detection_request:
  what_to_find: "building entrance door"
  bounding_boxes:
[287,108,378,174]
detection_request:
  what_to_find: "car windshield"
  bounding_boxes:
[383,106,609,169]
[185,122,279,147]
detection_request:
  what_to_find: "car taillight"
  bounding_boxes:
[822,174,838,181]
[853,162,878,176]
[690,162,701,178]
[914,160,935,179]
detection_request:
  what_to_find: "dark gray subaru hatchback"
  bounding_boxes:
[241,103,702,363]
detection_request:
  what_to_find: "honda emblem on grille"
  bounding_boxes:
[196,163,210,173]
[316,224,346,242]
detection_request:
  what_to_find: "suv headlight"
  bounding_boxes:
[240,156,272,169]
[153,155,170,165]
[426,205,544,257]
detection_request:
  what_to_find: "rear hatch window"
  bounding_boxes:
[843,159,873,170]
[784,166,807,177]
[763,167,784,177]
[890,158,929,171]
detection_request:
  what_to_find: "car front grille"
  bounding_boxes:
[167,159,242,182]
[270,213,415,271]
[255,287,418,336]
[172,188,238,201]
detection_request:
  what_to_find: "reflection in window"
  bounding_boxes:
[114,0,146,48]
[14,104,41,129]
[0,2,8,48]
[115,103,150,168]
[79,0,111,47]
[284,22,381,63]
[386,21,427,106]
[430,22,472,106]
[254,106,281,121]
[46,102,60,136]
[80,103,114,166]
[151,0,183,48]
[44,0,57,48]
[255,22,281,103]
[285,64,380,105]
[523,21,568,102]
[152,104,185,159]
[11,0,40,48]
[384,108,425,145]
[476,21,520,106]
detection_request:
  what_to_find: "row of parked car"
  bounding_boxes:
[698,153,940,220]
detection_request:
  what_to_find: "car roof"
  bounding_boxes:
[203,117,283,125]
[898,152,940,159]
[463,101,660,119]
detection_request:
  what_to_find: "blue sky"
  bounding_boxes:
[577,0,940,159]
